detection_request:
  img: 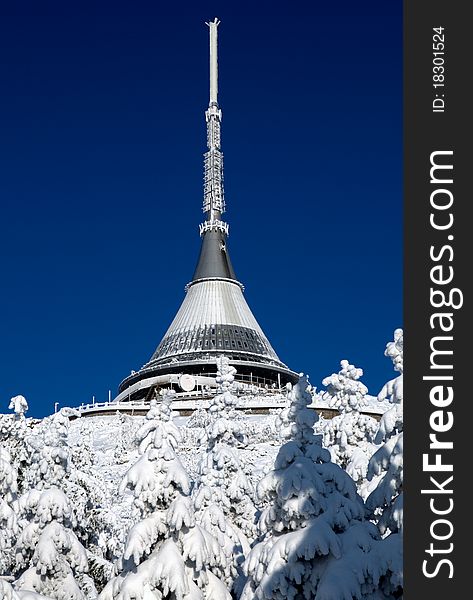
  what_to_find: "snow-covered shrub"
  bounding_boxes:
[240,413,282,446]
[9,396,29,419]
[70,431,94,472]
[100,391,230,600]
[316,360,378,486]
[366,329,404,537]
[186,400,211,429]
[241,374,402,600]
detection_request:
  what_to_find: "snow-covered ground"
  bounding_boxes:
[68,411,280,506]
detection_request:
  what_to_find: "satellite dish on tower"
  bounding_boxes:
[179,374,196,392]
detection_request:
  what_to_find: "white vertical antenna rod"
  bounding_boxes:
[201,18,227,227]
[207,18,220,105]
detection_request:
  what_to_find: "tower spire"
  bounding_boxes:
[208,17,219,105]
[200,18,227,235]
[193,18,235,282]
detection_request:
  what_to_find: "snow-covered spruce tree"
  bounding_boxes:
[0,396,31,496]
[0,580,19,600]
[12,409,91,600]
[71,414,141,564]
[193,356,257,593]
[366,329,403,538]
[0,446,19,574]
[113,414,137,465]
[1,396,35,577]
[196,357,257,537]
[1,578,55,600]
[21,407,93,531]
[317,361,378,486]
[241,375,402,600]
[21,408,96,546]
[67,430,118,594]
[13,487,89,600]
[100,391,231,600]
[21,409,71,492]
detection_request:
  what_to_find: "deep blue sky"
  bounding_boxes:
[0,1,402,418]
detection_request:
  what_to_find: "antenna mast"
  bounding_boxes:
[200,18,227,236]
[209,17,219,105]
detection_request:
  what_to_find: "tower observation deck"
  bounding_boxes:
[117,19,298,403]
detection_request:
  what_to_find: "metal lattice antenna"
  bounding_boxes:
[201,18,227,236]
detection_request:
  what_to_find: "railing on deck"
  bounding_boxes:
[76,390,289,415]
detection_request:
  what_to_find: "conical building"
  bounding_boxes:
[117,19,298,402]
